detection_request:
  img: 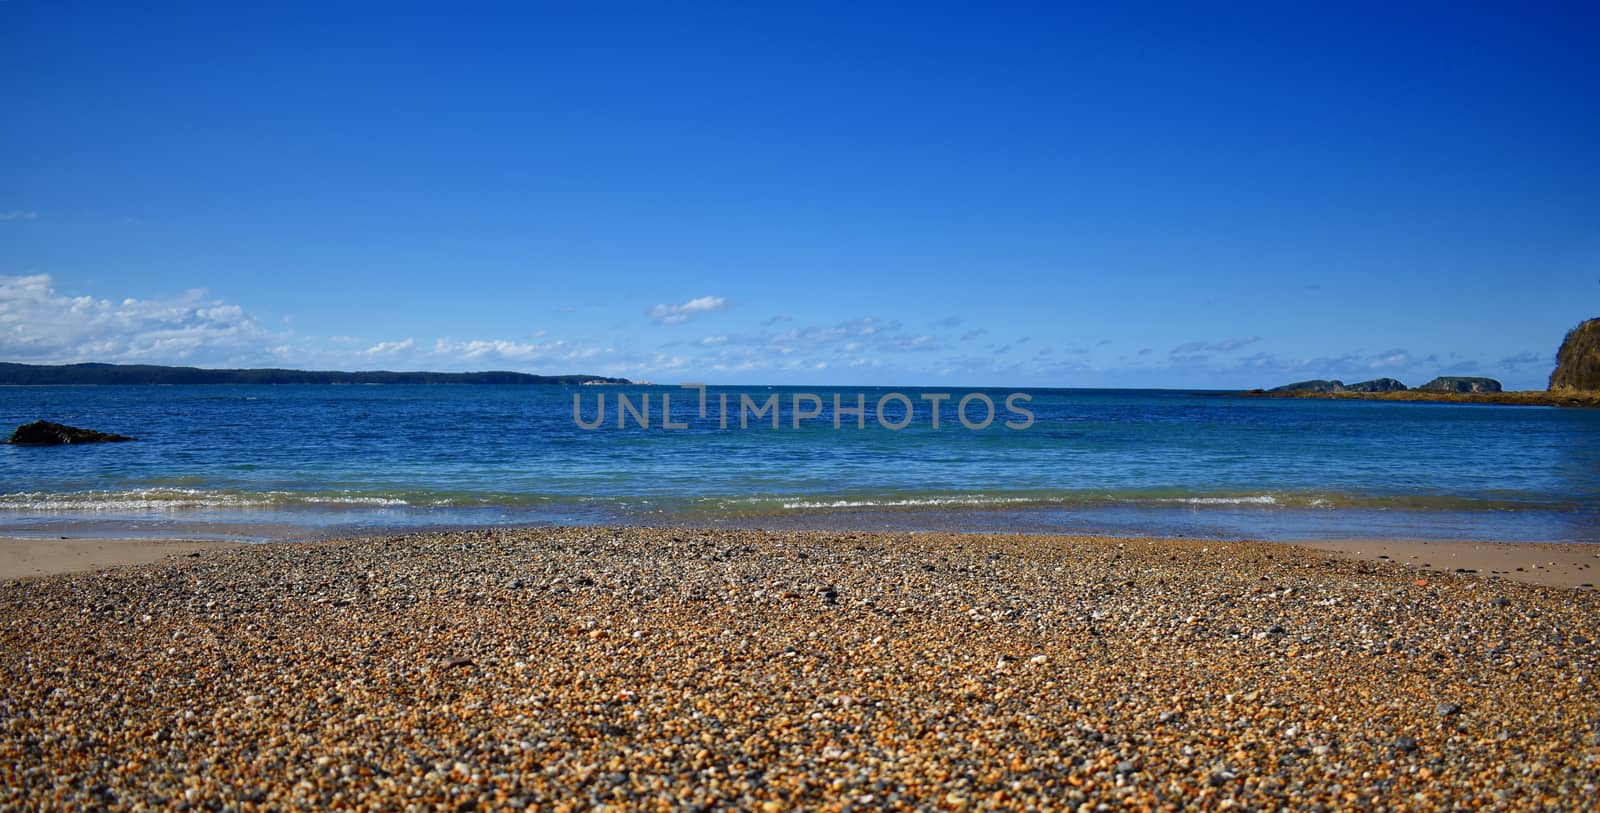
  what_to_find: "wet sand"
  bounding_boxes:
[0,536,243,580]
[5,532,1596,589]
[1303,539,1600,589]
[3,527,1597,810]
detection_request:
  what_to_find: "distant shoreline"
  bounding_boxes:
[1239,388,1600,408]
[0,361,629,386]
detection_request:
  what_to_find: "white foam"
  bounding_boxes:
[1157,495,1280,506]
[778,496,1039,510]
[0,489,413,512]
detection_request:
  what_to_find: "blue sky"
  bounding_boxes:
[2,1,1596,388]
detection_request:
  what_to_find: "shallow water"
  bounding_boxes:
[3,384,1598,542]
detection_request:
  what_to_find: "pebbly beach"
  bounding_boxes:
[3,527,1597,811]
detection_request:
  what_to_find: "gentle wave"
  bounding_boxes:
[777,496,1042,510]
[715,491,1574,514]
[0,489,411,512]
[0,488,1577,515]
[1157,495,1281,505]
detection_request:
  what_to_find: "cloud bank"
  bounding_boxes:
[0,274,275,365]
[0,274,1543,387]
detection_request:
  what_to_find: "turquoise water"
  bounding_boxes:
[2,384,1598,542]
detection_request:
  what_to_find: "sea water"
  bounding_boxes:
[3,384,1597,542]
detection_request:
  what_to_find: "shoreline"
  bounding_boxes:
[4,526,1596,809]
[5,527,1598,586]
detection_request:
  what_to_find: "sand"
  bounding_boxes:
[4,532,1595,588]
[1303,539,1600,589]
[0,536,242,580]
[2,527,1597,810]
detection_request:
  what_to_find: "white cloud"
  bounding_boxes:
[1366,348,1412,370]
[649,295,729,325]
[362,338,415,355]
[7,275,1241,384]
[0,273,274,365]
[0,274,631,374]
[433,337,603,363]
[0,211,39,222]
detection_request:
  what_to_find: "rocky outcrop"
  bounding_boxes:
[7,421,135,445]
[1345,378,1407,393]
[1419,377,1502,394]
[1270,378,1408,394]
[1269,379,1346,393]
[1549,318,1600,391]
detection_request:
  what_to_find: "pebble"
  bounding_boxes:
[2,527,1597,809]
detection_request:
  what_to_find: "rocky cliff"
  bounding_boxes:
[1549,318,1600,391]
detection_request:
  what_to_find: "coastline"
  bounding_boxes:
[4,526,1596,809]
[4,530,1596,587]
[1238,388,1600,408]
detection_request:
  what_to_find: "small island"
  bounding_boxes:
[1244,318,1600,407]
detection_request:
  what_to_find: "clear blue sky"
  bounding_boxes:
[2,1,1596,388]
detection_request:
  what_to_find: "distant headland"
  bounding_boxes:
[0,362,630,386]
[1244,317,1600,408]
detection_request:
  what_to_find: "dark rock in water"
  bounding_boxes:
[1269,379,1346,393]
[1344,378,1408,393]
[1549,317,1600,392]
[7,420,135,445]
[1419,376,1502,393]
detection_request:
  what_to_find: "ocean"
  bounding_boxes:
[3,384,1598,542]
